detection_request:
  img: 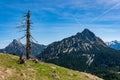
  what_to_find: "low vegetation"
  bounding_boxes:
[0,53,102,80]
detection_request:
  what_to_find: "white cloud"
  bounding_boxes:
[96,0,120,4]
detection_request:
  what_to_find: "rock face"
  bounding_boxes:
[106,40,120,50]
[51,29,106,54]
[39,29,108,61]
[0,39,46,57]
[38,29,120,80]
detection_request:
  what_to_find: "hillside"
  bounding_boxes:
[38,29,120,80]
[0,53,102,80]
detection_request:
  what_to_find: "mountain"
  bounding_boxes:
[31,42,46,56]
[0,39,46,57]
[0,39,25,55]
[106,40,120,50]
[38,29,120,80]
[40,29,107,55]
[0,53,102,80]
[39,28,108,61]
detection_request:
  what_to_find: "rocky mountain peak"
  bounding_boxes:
[13,39,18,42]
[75,29,105,46]
[81,29,95,39]
[0,39,46,57]
[76,29,94,36]
[82,28,92,33]
[40,29,108,59]
[8,39,24,49]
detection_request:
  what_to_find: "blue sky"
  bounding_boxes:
[0,0,120,48]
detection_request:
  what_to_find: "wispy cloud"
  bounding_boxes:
[1,0,120,48]
[91,2,120,22]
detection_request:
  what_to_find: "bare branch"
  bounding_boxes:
[18,35,26,41]
[31,35,38,43]
[18,30,26,32]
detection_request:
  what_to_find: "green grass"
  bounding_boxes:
[0,53,101,80]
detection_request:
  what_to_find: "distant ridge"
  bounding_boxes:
[106,40,120,50]
[0,39,46,57]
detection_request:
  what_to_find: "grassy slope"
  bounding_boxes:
[0,53,102,80]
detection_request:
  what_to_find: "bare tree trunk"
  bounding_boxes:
[26,10,31,59]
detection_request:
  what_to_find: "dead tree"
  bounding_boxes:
[17,10,38,60]
[18,53,26,64]
[26,11,31,59]
[17,11,32,60]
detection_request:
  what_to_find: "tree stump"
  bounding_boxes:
[18,53,26,64]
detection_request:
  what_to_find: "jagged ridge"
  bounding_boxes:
[0,39,46,57]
